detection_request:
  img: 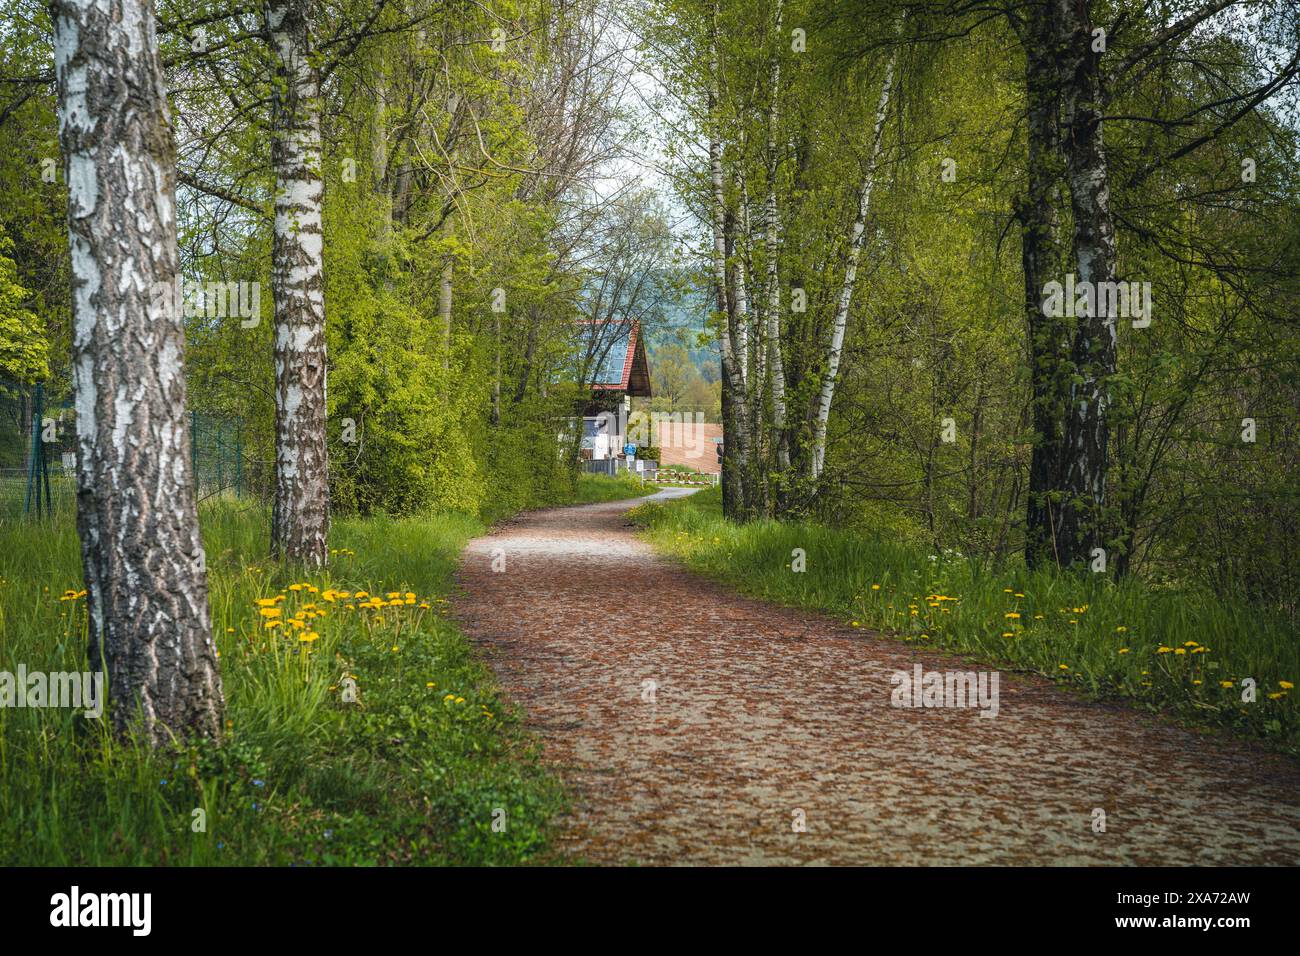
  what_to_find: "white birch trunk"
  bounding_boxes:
[267,0,329,566]
[809,46,898,481]
[765,0,789,473]
[52,0,224,742]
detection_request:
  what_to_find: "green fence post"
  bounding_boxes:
[191,410,198,495]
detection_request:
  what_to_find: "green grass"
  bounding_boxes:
[567,471,657,504]
[0,498,567,866]
[630,487,1300,754]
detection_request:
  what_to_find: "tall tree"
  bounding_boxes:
[809,41,898,481]
[266,0,329,566]
[51,0,224,742]
[1054,0,1119,568]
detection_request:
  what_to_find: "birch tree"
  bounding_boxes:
[51,0,224,742]
[808,43,898,482]
[266,0,329,566]
[1054,0,1119,568]
[710,6,753,520]
[764,0,790,476]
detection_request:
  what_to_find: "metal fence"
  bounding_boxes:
[0,379,245,521]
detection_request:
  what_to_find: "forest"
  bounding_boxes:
[0,0,1298,872]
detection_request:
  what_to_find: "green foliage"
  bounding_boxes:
[632,488,1300,753]
[0,226,46,383]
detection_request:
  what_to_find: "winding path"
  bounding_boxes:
[453,491,1300,865]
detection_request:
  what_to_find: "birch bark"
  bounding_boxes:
[267,0,329,566]
[52,0,224,742]
[809,45,897,481]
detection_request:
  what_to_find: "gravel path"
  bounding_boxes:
[453,490,1300,865]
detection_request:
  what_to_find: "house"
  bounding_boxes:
[578,319,652,463]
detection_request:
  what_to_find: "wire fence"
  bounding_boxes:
[0,379,246,521]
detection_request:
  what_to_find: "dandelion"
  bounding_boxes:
[1281,681,1295,690]
[1118,648,1130,654]
[300,632,319,643]
[1005,612,1020,619]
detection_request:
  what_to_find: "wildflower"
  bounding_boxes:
[300,632,319,643]
[1174,648,1186,656]
[1116,626,1127,633]
[1220,681,1234,689]
[1058,664,1068,671]
[1005,612,1020,619]
[264,621,281,630]
[1001,632,1014,638]
[1118,648,1130,654]
[259,607,281,618]
[289,584,304,592]
[1281,681,1295,690]
[1157,646,1172,654]
[871,584,881,591]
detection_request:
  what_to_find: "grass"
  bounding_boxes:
[630,487,1300,754]
[567,471,657,504]
[0,480,639,865]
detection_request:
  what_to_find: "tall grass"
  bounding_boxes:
[631,488,1299,753]
[0,497,565,865]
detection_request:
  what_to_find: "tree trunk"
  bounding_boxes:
[1056,0,1118,568]
[710,9,751,520]
[1021,3,1071,569]
[267,0,329,567]
[52,0,224,743]
[765,0,790,478]
[809,45,897,481]
[440,253,453,371]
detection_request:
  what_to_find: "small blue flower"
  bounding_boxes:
[252,779,265,788]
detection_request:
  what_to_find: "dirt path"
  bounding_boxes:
[453,491,1300,865]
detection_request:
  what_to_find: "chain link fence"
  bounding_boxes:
[0,378,245,521]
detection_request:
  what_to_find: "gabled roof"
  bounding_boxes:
[582,320,652,398]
